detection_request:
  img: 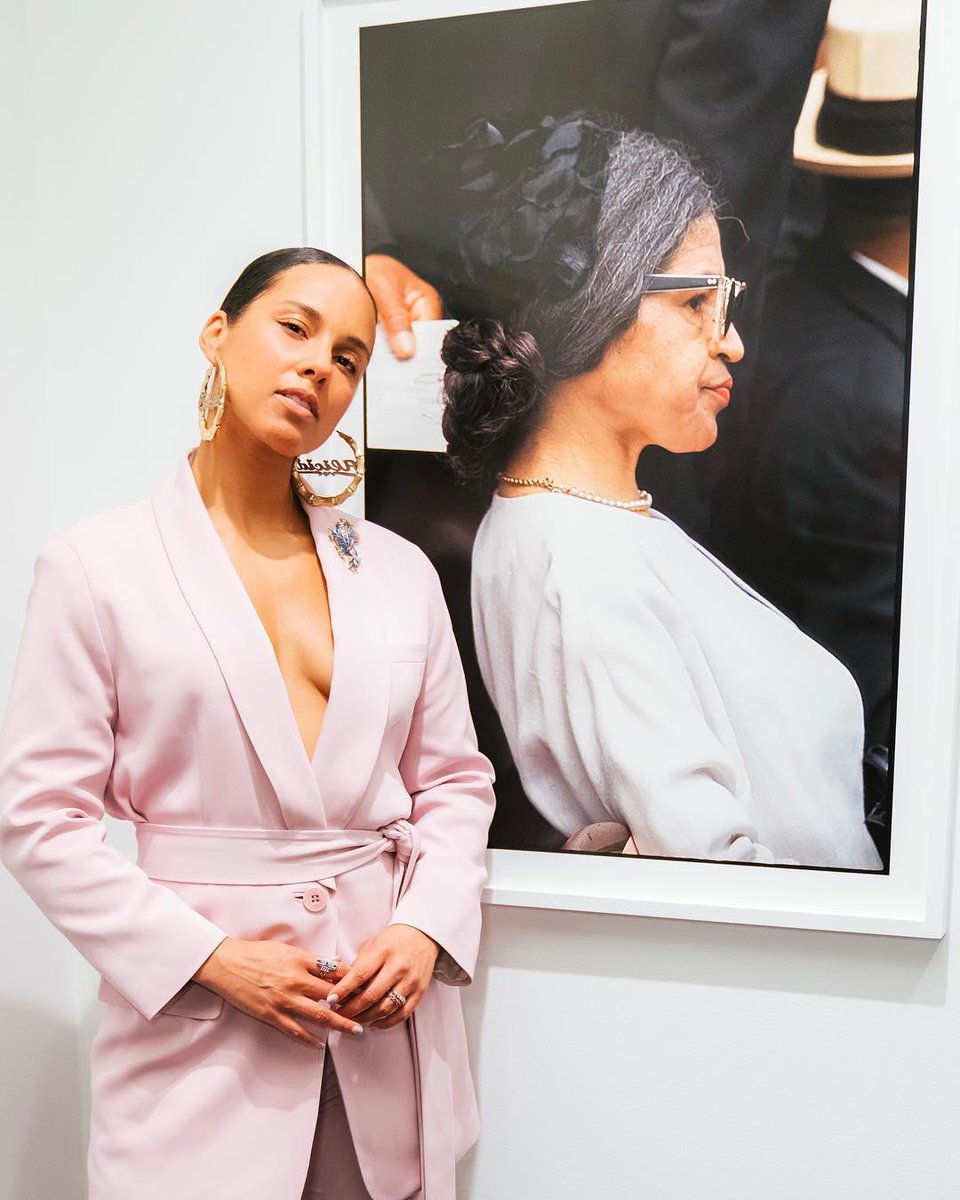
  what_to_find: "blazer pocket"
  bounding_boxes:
[387,643,428,726]
[97,977,225,1020]
[386,642,428,664]
[158,981,225,1021]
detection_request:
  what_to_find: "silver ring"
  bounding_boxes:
[316,957,339,976]
[387,989,406,1011]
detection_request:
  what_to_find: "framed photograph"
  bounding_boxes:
[309,0,960,936]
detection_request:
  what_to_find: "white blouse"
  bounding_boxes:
[472,494,882,870]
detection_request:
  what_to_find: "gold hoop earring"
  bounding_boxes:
[292,431,365,507]
[198,361,227,442]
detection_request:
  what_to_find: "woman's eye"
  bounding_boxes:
[686,294,708,313]
[335,355,358,375]
[281,320,306,336]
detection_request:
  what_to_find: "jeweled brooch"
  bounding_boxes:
[329,517,361,573]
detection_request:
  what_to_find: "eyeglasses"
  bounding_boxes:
[643,274,747,346]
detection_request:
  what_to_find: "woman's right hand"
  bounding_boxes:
[192,937,364,1048]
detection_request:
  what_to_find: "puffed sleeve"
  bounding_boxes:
[534,544,787,864]
[391,565,495,984]
[0,539,227,1019]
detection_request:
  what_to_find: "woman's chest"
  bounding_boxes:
[223,532,334,690]
[92,531,430,824]
[659,535,862,732]
[225,540,336,760]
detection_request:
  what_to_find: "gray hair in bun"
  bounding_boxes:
[442,126,718,484]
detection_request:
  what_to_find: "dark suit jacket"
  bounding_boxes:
[714,239,908,749]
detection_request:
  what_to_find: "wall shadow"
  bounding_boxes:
[0,1000,85,1200]
[476,902,949,1006]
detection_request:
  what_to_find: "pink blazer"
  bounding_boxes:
[0,457,495,1200]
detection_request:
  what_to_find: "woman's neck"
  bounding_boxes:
[191,433,306,538]
[503,378,648,501]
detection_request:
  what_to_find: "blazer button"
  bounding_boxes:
[303,886,327,913]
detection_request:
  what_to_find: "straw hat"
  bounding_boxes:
[794,0,921,178]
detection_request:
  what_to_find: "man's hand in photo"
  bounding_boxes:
[365,253,443,360]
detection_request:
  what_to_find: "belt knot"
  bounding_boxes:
[378,818,418,866]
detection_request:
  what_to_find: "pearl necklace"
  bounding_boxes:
[499,474,653,512]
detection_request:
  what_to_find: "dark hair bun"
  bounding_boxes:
[441,319,546,484]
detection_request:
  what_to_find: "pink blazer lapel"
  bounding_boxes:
[152,459,325,827]
[304,506,391,825]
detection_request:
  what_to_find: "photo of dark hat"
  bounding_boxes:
[794,0,920,178]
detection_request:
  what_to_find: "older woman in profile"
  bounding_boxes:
[0,247,494,1200]
[442,120,880,869]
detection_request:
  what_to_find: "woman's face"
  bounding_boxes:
[199,263,376,458]
[591,216,745,454]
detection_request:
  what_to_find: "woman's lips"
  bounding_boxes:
[275,389,318,419]
[704,381,733,407]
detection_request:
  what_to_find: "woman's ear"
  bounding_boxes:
[198,310,228,364]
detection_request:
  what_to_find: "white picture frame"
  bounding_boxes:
[308,0,960,938]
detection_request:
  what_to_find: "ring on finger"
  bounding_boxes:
[316,957,339,976]
[387,989,406,1011]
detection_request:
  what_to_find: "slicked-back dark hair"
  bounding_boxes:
[220,247,377,321]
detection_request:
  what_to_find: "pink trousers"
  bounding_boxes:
[300,1053,420,1200]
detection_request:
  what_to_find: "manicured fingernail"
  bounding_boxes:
[393,332,415,359]
[327,992,339,1005]
[351,1024,364,1036]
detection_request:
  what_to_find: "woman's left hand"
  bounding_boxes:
[329,924,439,1029]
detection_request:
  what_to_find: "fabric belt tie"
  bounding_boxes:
[136,820,421,903]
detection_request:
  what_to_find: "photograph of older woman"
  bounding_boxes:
[445,125,882,870]
[360,0,833,854]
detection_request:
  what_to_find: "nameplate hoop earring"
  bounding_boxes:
[198,361,227,442]
[292,430,365,507]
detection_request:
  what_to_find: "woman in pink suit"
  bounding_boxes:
[0,248,495,1200]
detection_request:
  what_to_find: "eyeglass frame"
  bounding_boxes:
[642,274,747,346]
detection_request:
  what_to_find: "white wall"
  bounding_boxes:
[460,902,960,1199]
[2,2,960,1199]
[0,4,87,1196]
